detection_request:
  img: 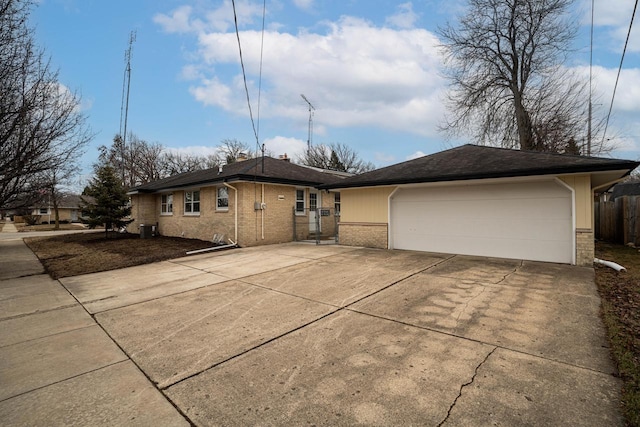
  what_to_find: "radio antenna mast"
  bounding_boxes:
[120,30,136,146]
[300,94,315,149]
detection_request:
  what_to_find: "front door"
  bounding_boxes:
[309,191,320,233]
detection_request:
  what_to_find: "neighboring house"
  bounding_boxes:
[320,144,639,266]
[610,181,640,200]
[31,194,86,223]
[127,156,344,246]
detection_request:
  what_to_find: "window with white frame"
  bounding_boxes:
[161,194,173,214]
[39,208,48,215]
[217,187,229,211]
[334,192,341,215]
[184,190,200,214]
[295,189,305,214]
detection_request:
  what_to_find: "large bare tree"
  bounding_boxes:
[439,0,607,154]
[0,0,92,208]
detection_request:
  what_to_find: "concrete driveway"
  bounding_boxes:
[1,242,622,426]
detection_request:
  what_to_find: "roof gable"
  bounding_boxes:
[321,145,640,189]
[131,156,344,193]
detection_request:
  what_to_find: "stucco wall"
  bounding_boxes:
[339,187,395,223]
[559,174,592,229]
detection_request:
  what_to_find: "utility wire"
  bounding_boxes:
[602,0,638,144]
[231,0,260,145]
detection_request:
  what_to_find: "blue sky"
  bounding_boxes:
[32,0,640,182]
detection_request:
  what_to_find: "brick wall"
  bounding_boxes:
[128,183,333,247]
[576,228,594,267]
[339,222,388,249]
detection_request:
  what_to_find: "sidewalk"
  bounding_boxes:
[0,239,188,426]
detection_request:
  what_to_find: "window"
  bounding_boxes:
[184,190,200,214]
[161,194,173,214]
[39,208,48,215]
[334,192,341,215]
[295,189,305,215]
[217,187,229,211]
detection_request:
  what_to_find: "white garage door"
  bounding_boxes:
[390,181,574,264]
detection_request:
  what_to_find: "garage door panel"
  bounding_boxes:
[390,181,573,264]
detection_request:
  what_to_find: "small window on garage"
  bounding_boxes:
[39,208,49,215]
[217,187,229,211]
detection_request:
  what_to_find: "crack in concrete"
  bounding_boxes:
[453,284,488,329]
[437,346,497,427]
[495,260,524,285]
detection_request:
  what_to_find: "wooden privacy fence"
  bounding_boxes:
[595,196,640,245]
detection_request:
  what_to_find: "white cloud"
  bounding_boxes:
[154,1,265,34]
[292,0,314,11]
[375,152,396,164]
[153,5,195,34]
[181,15,446,138]
[577,65,640,112]
[263,136,307,159]
[579,0,640,52]
[385,2,419,29]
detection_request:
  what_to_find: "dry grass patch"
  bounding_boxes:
[595,241,640,427]
[25,232,215,279]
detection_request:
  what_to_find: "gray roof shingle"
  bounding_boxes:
[130,156,344,193]
[321,144,639,189]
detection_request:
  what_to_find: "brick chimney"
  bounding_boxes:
[279,153,290,162]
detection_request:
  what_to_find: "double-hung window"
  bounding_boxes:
[334,192,341,216]
[161,194,173,214]
[295,189,305,215]
[217,187,229,211]
[184,190,200,214]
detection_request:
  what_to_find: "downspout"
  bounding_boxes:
[224,182,238,243]
[387,186,401,250]
[261,184,265,240]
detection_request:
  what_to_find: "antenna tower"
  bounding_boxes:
[120,30,136,146]
[300,94,315,149]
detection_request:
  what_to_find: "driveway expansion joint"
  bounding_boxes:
[437,346,497,427]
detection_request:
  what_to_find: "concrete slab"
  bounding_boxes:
[501,261,598,296]
[264,243,361,260]
[443,348,623,426]
[0,305,94,347]
[0,240,44,280]
[0,325,126,401]
[0,361,189,426]
[165,310,494,426]
[352,273,615,373]
[325,247,453,272]
[95,280,336,389]
[425,255,522,284]
[241,255,438,307]
[177,251,313,279]
[60,261,229,314]
[0,275,76,320]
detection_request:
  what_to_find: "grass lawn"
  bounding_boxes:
[17,223,86,232]
[595,241,640,427]
[25,232,216,279]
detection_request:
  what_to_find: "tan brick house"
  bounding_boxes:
[321,145,639,266]
[127,156,344,246]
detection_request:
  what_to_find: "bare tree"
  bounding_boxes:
[298,143,375,174]
[0,0,92,208]
[439,0,608,154]
[218,138,255,164]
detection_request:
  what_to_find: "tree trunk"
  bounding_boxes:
[52,196,60,230]
[513,93,534,150]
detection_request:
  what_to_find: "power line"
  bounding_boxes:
[230,0,262,148]
[602,0,638,145]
